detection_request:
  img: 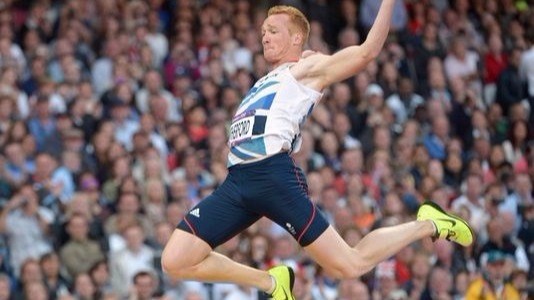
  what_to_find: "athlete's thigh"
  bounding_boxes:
[162,229,212,270]
[177,176,261,249]
[249,156,329,246]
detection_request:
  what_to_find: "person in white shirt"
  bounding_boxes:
[110,223,155,297]
[451,173,489,233]
[0,184,53,276]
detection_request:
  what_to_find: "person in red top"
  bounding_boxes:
[483,34,508,104]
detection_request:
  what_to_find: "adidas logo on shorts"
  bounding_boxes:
[190,208,200,218]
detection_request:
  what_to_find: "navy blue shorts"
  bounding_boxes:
[177,152,329,248]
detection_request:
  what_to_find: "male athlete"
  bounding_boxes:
[161,2,474,299]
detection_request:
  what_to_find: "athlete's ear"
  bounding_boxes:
[292,33,303,46]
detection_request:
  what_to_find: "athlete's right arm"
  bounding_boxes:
[293,0,395,90]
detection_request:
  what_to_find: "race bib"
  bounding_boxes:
[229,115,255,143]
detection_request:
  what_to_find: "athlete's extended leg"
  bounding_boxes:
[305,202,474,279]
[305,221,434,278]
[161,229,273,291]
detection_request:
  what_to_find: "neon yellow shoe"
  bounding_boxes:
[267,266,295,300]
[417,201,474,247]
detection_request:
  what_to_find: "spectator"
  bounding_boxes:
[413,23,447,92]
[496,48,524,115]
[23,281,49,300]
[337,277,369,300]
[109,223,155,297]
[483,33,508,105]
[420,266,453,300]
[89,260,113,296]
[386,77,424,126]
[402,251,431,299]
[502,120,530,173]
[0,184,53,275]
[451,173,488,233]
[519,32,534,119]
[72,272,99,300]
[478,215,530,273]
[136,70,180,123]
[444,35,482,98]
[40,252,70,299]
[108,99,140,152]
[423,115,450,160]
[0,273,12,300]
[27,96,58,152]
[2,142,33,188]
[105,191,152,238]
[129,271,158,300]
[372,260,407,300]
[465,250,521,300]
[13,258,44,299]
[59,213,105,279]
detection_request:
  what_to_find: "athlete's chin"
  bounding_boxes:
[263,50,278,62]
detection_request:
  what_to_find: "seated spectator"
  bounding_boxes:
[109,223,155,297]
[466,250,521,300]
[0,273,12,300]
[0,184,53,275]
[13,258,43,299]
[59,213,105,279]
[478,215,530,272]
[496,48,524,115]
[72,273,99,300]
[451,173,488,233]
[129,271,159,300]
[104,192,153,245]
[89,260,113,296]
[423,115,450,161]
[444,35,482,98]
[39,252,69,299]
[419,266,453,300]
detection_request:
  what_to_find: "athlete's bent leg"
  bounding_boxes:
[304,221,435,279]
[161,229,273,292]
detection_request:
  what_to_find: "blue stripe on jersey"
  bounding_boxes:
[246,93,276,110]
[239,81,279,108]
[252,115,267,135]
[237,138,267,155]
[230,146,256,160]
[306,103,315,116]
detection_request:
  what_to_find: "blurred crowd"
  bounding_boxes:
[0,0,533,299]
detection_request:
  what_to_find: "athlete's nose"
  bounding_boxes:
[262,34,270,45]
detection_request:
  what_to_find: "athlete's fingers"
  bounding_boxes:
[301,50,318,58]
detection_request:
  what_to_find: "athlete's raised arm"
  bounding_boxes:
[294,0,396,90]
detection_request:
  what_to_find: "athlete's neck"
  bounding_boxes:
[271,58,299,70]
[271,52,301,69]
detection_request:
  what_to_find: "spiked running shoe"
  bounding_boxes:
[268,266,295,300]
[417,201,474,247]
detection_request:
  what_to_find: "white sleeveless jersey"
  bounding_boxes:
[227,63,323,167]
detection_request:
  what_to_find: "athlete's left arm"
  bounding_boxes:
[295,0,395,90]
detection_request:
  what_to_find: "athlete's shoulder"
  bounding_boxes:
[291,52,329,90]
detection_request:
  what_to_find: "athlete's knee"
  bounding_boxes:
[161,249,184,277]
[160,233,211,278]
[322,252,372,279]
[161,248,198,279]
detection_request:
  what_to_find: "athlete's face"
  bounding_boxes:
[261,14,297,64]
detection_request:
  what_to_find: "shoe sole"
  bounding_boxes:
[288,267,295,294]
[419,201,475,246]
[269,266,296,300]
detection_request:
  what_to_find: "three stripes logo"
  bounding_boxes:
[189,208,200,218]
